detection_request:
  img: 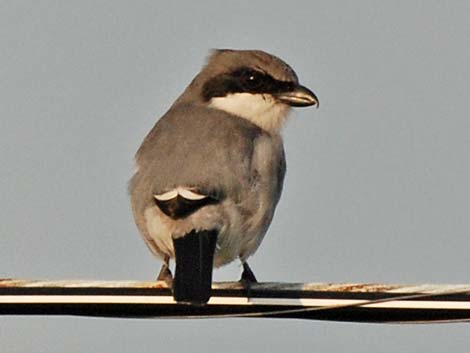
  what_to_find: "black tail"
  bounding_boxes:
[172,229,218,305]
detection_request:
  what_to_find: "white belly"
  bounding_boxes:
[142,194,275,267]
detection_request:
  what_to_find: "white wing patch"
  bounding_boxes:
[154,187,207,201]
[178,188,207,200]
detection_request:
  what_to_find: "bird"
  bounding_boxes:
[129,49,318,305]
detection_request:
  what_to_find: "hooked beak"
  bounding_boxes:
[276,84,319,108]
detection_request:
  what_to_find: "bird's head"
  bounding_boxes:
[178,49,318,134]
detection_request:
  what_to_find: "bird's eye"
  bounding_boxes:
[239,69,265,91]
[247,73,259,82]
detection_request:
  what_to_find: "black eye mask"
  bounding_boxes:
[202,66,296,101]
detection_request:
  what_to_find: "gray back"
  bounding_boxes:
[130,104,267,210]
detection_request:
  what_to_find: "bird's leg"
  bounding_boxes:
[239,261,257,300]
[240,262,258,283]
[157,255,173,287]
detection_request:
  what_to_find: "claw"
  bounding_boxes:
[157,256,173,287]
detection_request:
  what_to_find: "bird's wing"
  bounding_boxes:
[129,103,263,216]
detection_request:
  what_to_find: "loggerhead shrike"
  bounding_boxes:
[129,49,318,305]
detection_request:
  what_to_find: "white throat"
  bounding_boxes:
[209,93,290,134]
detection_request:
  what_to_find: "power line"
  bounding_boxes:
[2,279,470,323]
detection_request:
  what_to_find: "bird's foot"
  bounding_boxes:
[240,262,258,283]
[239,262,257,300]
[157,264,173,287]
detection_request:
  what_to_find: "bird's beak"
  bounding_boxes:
[276,84,319,108]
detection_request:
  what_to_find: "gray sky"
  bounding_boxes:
[2,1,470,352]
